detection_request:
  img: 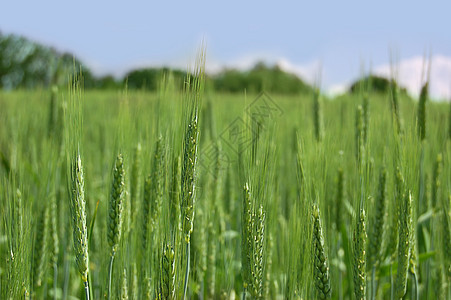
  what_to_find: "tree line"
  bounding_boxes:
[1,32,400,95]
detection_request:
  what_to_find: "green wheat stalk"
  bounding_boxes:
[395,191,413,299]
[312,204,331,299]
[69,153,90,300]
[353,206,367,300]
[107,153,126,300]
[417,82,428,141]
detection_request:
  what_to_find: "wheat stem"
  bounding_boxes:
[53,263,57,300]
[107,252,115,300]
[84,280,90,300]
[183,242,190,300]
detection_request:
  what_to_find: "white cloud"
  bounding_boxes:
[374,54,451,100]
[274,58,322,85]
[326,84,348,97]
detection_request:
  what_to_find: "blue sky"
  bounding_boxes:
[1,0,451,98]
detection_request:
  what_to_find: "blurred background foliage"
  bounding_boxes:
[1,32,397,96]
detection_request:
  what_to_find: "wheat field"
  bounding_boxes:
[0,58,450,300]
